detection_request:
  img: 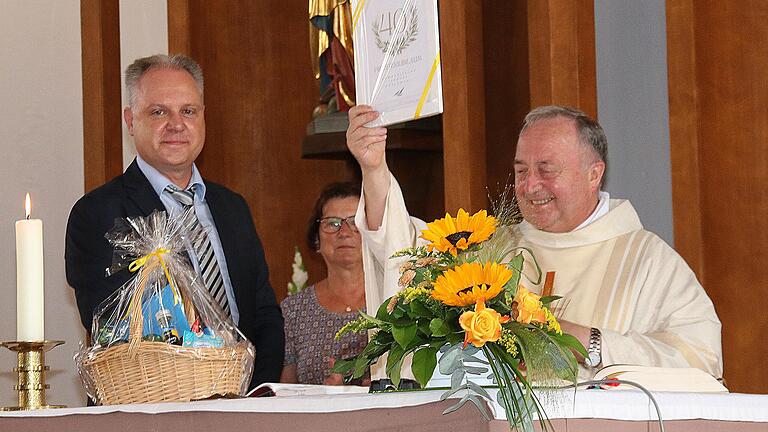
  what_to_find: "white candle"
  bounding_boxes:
[15,193,44,341]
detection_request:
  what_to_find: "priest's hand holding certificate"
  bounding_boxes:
[346,105,390,231]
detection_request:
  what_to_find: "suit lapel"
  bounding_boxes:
[123,160,165,216]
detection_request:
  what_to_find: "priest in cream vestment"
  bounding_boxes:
[345,104,723,381]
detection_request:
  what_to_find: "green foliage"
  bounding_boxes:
[392,324,417,349]
[412,346,438,387]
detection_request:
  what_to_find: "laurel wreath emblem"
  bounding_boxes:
[372,6,419,55]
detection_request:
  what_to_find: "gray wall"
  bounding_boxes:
[0,1,169,408]
[0,0,86,407]
[595,0,674,244]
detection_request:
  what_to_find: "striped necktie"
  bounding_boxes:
[165,185,231,317]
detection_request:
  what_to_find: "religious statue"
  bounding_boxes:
[309,0,356,116]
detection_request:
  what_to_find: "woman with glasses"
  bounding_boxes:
[279,182,369,385]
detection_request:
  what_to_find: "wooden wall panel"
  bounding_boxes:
[527,0,596,118]
[666,0,704,278]
[439,1,488,213]
[171,1,356,301]
[668,0,768,393]
[483,0,531,192]
[167,0,191,55]
[482,0,596,203]
[80,0,123,192]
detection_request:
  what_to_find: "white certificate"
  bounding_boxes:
[352,0,443,127]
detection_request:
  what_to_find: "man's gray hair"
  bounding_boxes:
[125,54,204,108]
[521,105,609,188]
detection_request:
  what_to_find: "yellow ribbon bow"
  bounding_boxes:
[128,248,181,306]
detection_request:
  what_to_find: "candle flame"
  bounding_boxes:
[25,193,31,219]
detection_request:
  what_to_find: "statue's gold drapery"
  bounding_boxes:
[309,0,355,109]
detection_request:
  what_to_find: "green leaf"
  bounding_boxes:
[386,344,406,375]
[391,364,403,388]
[376,299,393,321]
[391,301,409,319]
[331,358,355,375]
[409,299,433,318]
[439,385,464,401]
[417,319,432,336]
[540,295,562,305]
[386,345,406,388]
[430,339,449,349]
[447,332,464,346]
[464,365,489,375]
[467,380,492,401]
[411,346,438,387]
[506,253,524,291]
[442,394,469,414]
[444,308,460,324]
[550,332,588,357]
[405,333,428,353]
[443,393,491,418]
[450,368,465,389]
[392,323,417,349]
[466,394,492,421]
[438,343,463,374]
[429,318,451,337]
[352,356,370,379]
[360,309,390,327]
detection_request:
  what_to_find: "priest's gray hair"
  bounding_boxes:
[520,105,608,188]
[125,54,204,108]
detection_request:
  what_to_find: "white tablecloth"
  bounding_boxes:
[2,388,767,423]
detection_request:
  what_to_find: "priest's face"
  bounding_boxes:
[124,68,205,187]
[513,117,604,233]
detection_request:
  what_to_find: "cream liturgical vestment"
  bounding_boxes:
[355,174,723,380]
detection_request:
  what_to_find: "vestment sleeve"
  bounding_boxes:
[355,172,427,311]
[354,173,427,381]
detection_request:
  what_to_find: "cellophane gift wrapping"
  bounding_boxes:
[74,209,255,405]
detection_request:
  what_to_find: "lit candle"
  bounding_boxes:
[15,193,44,341]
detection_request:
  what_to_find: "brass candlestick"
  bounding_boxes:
[1,340,66,410]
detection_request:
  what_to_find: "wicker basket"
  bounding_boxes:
[83,340,250,405]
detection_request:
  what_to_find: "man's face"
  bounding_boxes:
[124,68,205,184]
[513,117,604,233]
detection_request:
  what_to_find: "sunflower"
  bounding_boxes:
[431,261,512,306]
[420,209,496,257]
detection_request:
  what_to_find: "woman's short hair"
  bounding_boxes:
[307,181,362,250]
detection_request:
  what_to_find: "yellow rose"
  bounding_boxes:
[459,299,510,348]
[512,285,547,324]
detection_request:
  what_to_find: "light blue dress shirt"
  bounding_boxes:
[136,156,241,324]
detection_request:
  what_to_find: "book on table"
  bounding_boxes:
[247,383,370,397]
[592,365,727,393]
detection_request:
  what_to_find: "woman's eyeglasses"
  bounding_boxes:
[317,216,358,234]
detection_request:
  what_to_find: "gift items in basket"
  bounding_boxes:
[75,209,255,405]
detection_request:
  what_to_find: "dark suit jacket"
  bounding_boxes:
[65,160,284,387]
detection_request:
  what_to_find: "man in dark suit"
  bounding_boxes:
[65,54,284,387]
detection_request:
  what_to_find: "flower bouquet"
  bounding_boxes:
[333,195,587,431]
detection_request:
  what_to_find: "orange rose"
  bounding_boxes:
[459,299,510,348]
[512,285,547,324]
